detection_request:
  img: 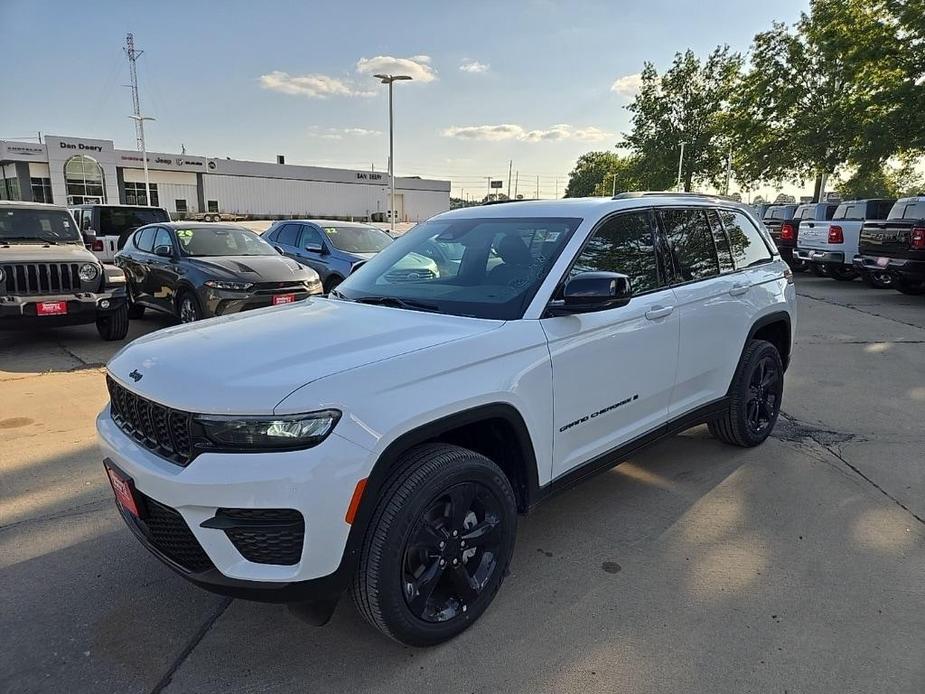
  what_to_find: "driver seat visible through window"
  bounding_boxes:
[488,234,533,286]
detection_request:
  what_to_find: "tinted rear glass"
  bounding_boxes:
[765,205,797,220]
[99,207,169,236]
[661,208,720,282]
[720,210,774,268]
[888,200,925,220]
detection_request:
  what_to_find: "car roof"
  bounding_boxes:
[140,222,250,231]
[277,219,384,228]
[434,194,753,222]
[0,200,68,211]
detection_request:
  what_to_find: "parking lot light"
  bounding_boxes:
[373,73,413,235]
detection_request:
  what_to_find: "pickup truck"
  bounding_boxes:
[71,204,170,263]
[855,196,925,295]
[764,202,837,274]
[793,199,895,285]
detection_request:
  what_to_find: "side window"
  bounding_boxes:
[706,210,735,273]
[153,227,173,251]
[720,210,774,269]
[135,227,154,252]
[660,208,720,282]
[299,225,324,249]
[276,223,301,246]
[569,211,662,295]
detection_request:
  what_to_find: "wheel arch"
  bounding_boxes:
[743,311,792,374]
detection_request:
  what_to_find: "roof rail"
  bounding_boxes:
[612,190,737,201]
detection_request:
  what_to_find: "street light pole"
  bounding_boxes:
[374,73,412,234]
[129,114,156,206]
[676,142,686,192]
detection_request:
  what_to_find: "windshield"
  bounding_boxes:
[99,207,169,236]
[176,226,278,257]
[322,225,393,254]
[336,216,582,320]
[0,208,81,243]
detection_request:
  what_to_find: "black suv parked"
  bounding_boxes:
[1,201,129,340]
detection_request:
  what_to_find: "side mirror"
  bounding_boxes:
[305,243,326,255]
[555,271,632,314]
[153,245,173,258]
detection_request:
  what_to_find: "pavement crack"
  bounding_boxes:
[149,596,232,694]
[0,497,111,533]
[799,292,925,332]
[776,412,925,527]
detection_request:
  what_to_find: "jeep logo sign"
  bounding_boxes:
[59,142,103,153]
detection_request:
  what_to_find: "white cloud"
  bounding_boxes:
[356,55,437,82]
[459,60,490,74]
[259,71,373,98]
[610,72,643,97]
[308,126,383,140]
[442,123,616,143]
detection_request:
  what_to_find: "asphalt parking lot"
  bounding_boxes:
[2,275,924,693]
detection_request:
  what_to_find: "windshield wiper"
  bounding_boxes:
[350,295,441,313]
[1,236,57,245]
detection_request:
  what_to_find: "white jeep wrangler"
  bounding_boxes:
[98,193,796,646]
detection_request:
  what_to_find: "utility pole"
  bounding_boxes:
[612,175,617,197]
[507,160,512,199]
[676,142,686,192]
[487,176,491,201]
[536,175,540,199]
[373,74,412,233]
[724,145,732,196]
[515,171,519,199]
[125,33,153,207]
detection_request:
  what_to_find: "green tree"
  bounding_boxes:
[564,151,621,197]
[835,160,925,199]
[729,0,919,199]
[622,47,742,191]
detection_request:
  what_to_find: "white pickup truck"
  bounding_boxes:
[794,199,895,285]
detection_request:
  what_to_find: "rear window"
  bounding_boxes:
[322,225,393,254]
[795,205,814,220]
[720,210,774,269]
[99,207,169,237]
[888,200,925,220]
[765,205,797,220]
[834,204,859,220]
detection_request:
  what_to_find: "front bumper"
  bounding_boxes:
[0,288,126,329]
[202,287,319,318]
[794,248,845,265]
[854,255,925,280]
[97,406,371,603]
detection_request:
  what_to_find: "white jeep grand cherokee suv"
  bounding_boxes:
[98,194,796,646]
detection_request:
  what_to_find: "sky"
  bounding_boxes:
[1,0,812,200]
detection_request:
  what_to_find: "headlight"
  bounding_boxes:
[204,280,253,291]
[79,263,100,282]
[195,410,340,450]
[304,277,323,294]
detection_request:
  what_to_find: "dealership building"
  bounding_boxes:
[0,135,450,221]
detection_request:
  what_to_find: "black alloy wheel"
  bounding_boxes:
[709,339,784,447]
[745,355,781,436]
[351,443,517,646]
[828,265,857,281]
[862,271,894,289]
[401,482,504,623]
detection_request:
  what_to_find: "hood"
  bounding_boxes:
[0,243,97,263]
[107,297,502,414]
[188,255,314,282]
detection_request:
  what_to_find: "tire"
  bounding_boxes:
[790,260,808,273]
[895,277,925,295]
[861,271,893,289]
[351,443,517,647]
[177,290,203,323]
[828,265,857,282]
[810,263,827,277]
[96,304,129,341]
[708,339,784,448]
[127,298,146,319]
[324,275,343,294]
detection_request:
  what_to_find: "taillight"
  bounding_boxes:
[780,223,795,241]
[92,240,104,252]
[828,225,843,244]
[911,227,925,250]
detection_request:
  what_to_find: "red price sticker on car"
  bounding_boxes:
[36,301,68,316]
[105,464,142,518]
[272,294,296,305]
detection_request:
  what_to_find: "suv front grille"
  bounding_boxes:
[107,376,193,466]
[135,493,214,573]
[2,262,83,295]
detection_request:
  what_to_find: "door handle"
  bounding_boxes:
[645,305,674,320]
[729,282,750,296]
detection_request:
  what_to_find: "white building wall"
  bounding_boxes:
[122,169,198,216]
